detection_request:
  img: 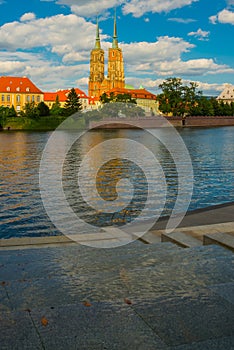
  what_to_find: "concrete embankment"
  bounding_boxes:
[89,116,234,129]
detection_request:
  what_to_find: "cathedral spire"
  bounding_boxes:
[112,9,118,49]
[95,17,101,49]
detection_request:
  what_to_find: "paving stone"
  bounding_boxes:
[133,289,234,347]
[172,335,234,350]
[0,310,42,350]
[209,282,234,305]
[0,285,12,312]
[5,270,130,311]
[30,302,168,350]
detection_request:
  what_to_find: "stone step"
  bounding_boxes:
[1,243,231,286]
[161,231,202,248]
[203,232,234,252]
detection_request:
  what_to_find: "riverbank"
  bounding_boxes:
[1,115,86,131]
[1,115,234,131]
[90,115,234,129]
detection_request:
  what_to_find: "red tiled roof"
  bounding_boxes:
[44,88,88,102]
[89,96,99,104]
[0,76,43,94]
[108,87,157,100]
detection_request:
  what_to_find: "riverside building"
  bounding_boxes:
[0,76,43,113]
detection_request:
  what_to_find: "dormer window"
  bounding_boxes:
[26,87,30,92]
[16,87,20,92]
[6,87,10,91]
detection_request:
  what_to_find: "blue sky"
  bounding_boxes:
[0,0,233,95]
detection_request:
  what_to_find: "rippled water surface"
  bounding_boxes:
[0,127,233,238]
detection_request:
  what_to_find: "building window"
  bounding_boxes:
[16,105,20,111]
[7,95,10,102]
[1,95,4,102]
[37,95,40,103]
[16,95,20,103]
[32,95,35,102]
[27,95,30,102]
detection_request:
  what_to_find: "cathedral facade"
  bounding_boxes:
[88,14,125,99]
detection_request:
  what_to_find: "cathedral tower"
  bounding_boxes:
[88,19,105,98]
[88,12,125,98]
[107,11,125,90]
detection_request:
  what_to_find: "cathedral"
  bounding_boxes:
[88,14,125,98]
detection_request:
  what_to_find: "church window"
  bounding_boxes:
[112,52,115,57]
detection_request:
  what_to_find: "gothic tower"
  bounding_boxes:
[89,19,105,98]
[107,11,125,90]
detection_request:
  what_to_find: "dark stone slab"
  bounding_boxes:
[132,289,234,347]
[0,310,42,350]
[209,282,234,305]
[0,285,12,312]
[172,336,234,350]
[30,302,168,350]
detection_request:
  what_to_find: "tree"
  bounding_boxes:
[64,88,82,116]
[100,92,137,104]
[50,95,64,116]
[20,102,40,119]
[37,101,50,117]
[158,77,202,116]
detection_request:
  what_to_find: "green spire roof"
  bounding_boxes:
[112,9,118,49]
[95,17,101,49]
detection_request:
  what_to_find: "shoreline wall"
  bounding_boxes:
[89,116,234,129]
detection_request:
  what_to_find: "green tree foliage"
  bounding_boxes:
[158,77,202,116]
[20,102,40,119]
[50,95,65,116]
[190,97,234,116]
[100,92,137,104]
[84,102,145,127]
[37,101,50,117]
[64,88,82,116]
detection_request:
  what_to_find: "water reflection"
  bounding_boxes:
[0,127,233,239]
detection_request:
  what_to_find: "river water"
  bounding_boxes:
[0,126,233,239]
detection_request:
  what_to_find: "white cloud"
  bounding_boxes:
[122,0,199,17]
[41,0,124,17]
[0,14,99,52]
[154,59,234,76]
[40,0,199,17]
[168,17,196,23]
[20,13,36,22]
[209,9,234,25]
[188,28,210,40]
[122,37,233,77]
[123,36,195,64]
